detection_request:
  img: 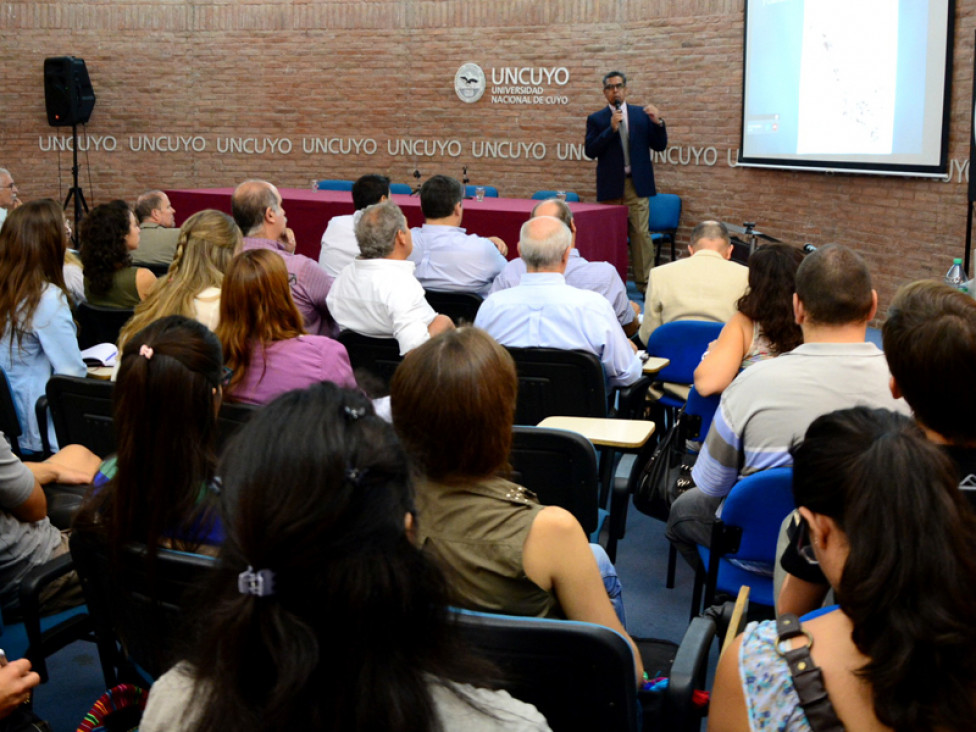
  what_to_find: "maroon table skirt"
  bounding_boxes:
[165,187,630,281]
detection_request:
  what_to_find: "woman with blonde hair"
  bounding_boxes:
[118,209,241,347]
[215,249,356,405]
[0,200,86,454]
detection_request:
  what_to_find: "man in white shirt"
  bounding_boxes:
[327,200,454,355]
[490,197,641,337]
[318,174,391,277]
[475,215,642,389]
[409,175,508,296]
[0,168,20,231]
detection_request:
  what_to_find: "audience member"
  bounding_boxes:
[694,243,804,396]
[140,382,550,731]
[710,407,976,732]
[118,209,242,348]
[666,244,909,569]
[132,190,179,267]
[233,179,336,337]
[80,200,156,307]
[318,173,390,276]
[327,200,454,355]
[217,250,356,405]
[638,220,748,346]
[475,215,642,389]
[78,316,226,559]
[63,248,85,305]
[408,174,508,296]
[0,439,99,617]
[0,200,87,454]
[391,328,643,682]
[0,167,20,230]
[491,198,641,337]
[777,279,976,616]
[0,658,40,717]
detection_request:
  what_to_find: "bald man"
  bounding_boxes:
[475,215,642,389]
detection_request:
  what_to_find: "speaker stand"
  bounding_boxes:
[62,123,88,247]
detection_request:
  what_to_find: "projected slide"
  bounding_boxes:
[739,0,952,176]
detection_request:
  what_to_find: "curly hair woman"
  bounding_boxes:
[80,200,155,308]
[694,243,804,396]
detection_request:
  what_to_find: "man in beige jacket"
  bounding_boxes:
[638,220,748,346]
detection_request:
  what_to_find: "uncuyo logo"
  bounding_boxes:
[454,63,486,103]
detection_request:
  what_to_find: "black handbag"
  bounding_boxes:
[632,407,700,521]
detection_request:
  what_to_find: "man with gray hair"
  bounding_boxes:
[327,200,454,355]
[638,220,749,346]
[475,215,643,388]
[132,190,179,267]
[0,168,20,230]
[490,198,641,336]
[234,179,337,337]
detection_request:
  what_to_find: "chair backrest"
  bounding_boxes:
[45,375,116,457]
[504,348,607,424]
[464,184,499,198]
[683,386,721,442]
[0,369,23,458]
[315,179,354,191]
[69,530,217,683]
[721,467,795,563]
[645,321,724,385]
[216,401,261,453]
[423,290,483,325]
[75,303,135,351]
[336,330,403,388]
[510,426,599,535]
[530,190,581,202]
[454,610,638,732]
[388,182,413,194]
[648,193,682,233]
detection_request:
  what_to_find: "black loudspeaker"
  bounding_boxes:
[43,56,96,127]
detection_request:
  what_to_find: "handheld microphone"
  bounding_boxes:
[802,243,817,254]
[614,100,621,111]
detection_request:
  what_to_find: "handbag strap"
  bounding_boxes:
[775,614,846,732]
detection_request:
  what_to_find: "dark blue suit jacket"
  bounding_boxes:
[585,104,668,201]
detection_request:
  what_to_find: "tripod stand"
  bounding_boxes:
[63,123,88,247]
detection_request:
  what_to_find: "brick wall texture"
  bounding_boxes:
[1,0,974,312]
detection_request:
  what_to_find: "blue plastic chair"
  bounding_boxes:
[464,184,499,198]
[388,182,413,194]
[692,467,795,615]
[645,321,725,413]
[530,190,581,202]
[314,179,354,191]
[648,193,682,265]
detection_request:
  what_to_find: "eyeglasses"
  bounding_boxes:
[0,182,16,190]
[795,518,819,565]
[604,83,625,91]
[220,366,234,387]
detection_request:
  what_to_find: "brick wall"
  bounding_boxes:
[0,0,973,311]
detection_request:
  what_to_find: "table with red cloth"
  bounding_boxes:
[165,188,630,281]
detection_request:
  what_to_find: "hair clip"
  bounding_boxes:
[238,566,275,597]
[343,405,367,421]
[345,467,367,487]
[139,345,154,360]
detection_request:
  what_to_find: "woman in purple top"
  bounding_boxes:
[216,249,356,405]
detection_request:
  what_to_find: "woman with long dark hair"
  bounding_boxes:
[78,315,224,554]
[139,382,549,731]
[709,407,976,731]
[391,327,643,682]
[0,200,87,454]
[694,243,804,396]
[80,200,156,308]
[118,209,242,348]
[215,249,355,405]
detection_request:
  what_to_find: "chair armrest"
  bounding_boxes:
[19,551,80,680]
[615,374,655,420]
[35,395,51,460]
[43,484,89,530]
[663,615,717,731]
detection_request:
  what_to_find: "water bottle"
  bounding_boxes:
[945,258,967,292]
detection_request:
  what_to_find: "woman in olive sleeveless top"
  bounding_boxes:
[80,200,156,308]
